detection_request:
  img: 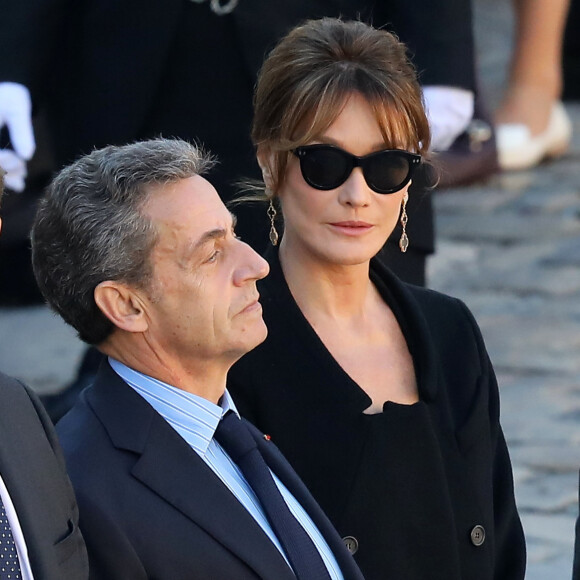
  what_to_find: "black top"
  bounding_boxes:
[228,248,526,579]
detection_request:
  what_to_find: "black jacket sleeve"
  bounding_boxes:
[457,300,526,579]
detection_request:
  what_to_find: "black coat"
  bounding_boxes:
[56,361,364,579]
[0,372,88,579]
[573,479,580,579]
[228,249,526,579]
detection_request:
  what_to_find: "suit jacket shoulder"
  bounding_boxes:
[0,372,88,579]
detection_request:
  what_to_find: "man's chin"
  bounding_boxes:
[232,322,268,361]
[248,320,268,350]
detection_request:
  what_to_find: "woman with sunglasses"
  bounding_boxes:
[229,18,525,580]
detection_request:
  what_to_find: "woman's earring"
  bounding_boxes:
[399,191,409,253]
[267,199,279,246]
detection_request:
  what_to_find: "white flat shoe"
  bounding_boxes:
[496,102,572,171]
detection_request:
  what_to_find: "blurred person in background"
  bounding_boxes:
[563,0,580,100]
[0,0,476,290]
[494,0,573,170]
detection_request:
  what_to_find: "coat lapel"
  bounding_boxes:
[87,363,295,580]
[247,420,364,580]
[369,258,440,401]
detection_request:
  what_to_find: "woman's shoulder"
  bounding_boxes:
[373,266,500,429]
[405,283,477,330]
[371,259,477,329]
[371,261,489,371]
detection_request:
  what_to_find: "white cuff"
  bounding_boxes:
[423,86,474,152]
[0,82,35,160]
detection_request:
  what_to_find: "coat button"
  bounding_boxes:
[470,525,486,546]
[342,536,358,555]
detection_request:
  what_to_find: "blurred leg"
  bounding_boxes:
[495,0,570,134]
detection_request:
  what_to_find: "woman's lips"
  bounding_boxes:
[329,221,373,235]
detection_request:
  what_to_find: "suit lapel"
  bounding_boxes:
[87,363,295,580]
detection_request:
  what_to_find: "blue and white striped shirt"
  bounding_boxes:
[109,358,344,580]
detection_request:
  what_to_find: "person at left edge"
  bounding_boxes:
[575,499,580,579]
[0,169,88,579]
[30,138,364,580]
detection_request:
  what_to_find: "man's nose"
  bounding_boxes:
[234,241,270,285]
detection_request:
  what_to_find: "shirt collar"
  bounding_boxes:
[108,357,238,457]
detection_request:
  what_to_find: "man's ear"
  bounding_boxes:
[94,281,149,333]
[256,147,275,193]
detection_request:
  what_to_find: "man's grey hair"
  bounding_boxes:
[31,138,215,345]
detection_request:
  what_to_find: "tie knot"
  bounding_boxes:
[214,410,257,463]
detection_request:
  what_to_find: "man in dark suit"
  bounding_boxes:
[0,172,88,579]
[30,138,364,579]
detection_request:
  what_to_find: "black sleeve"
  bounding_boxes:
[0,0,71,98]
[573,474,580,580]
[21,382,69,466]
[371,0,475,89]
[458,300,526,579]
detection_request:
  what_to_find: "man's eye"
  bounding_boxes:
[206,250,220,263]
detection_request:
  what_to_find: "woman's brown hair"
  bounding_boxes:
[252,17,430,196]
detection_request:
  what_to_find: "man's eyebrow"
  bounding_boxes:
[195,227,228,248]
[182,214,236,263]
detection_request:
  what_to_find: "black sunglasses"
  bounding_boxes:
[292,145,421,194]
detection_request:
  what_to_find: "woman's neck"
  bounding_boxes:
[279,239,376,322]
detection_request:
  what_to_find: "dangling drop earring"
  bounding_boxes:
[267,199,279,246]
[399,191,409,253]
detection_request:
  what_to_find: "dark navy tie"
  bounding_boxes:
[0,497,22,579]
[214,411,332,580]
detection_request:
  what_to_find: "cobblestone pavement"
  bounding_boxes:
[427,1,580,577]
[0,0,578,578]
